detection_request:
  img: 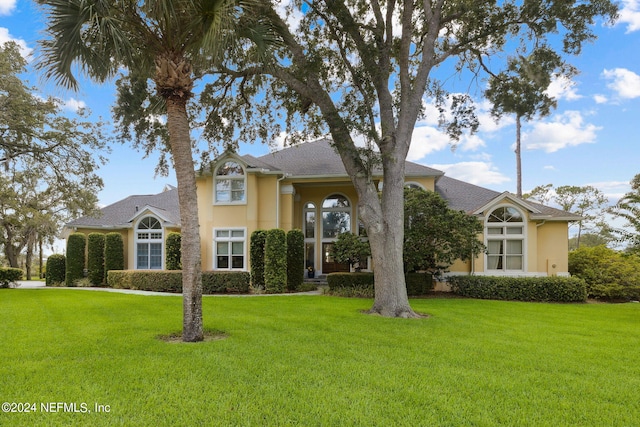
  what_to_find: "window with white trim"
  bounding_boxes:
[214,229,246,270]
[136,216,163,269]
[322,194,351,238]
[486,206,524,271]
[215,161,245,203]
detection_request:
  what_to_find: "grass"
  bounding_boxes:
[1,290,639,426]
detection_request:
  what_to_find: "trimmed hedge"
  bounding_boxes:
[447,275,587,302]
[327,272,433,296]
[286,229,305,291]
[104,233,125,276]
[250,230,267,289]
[0,267,23,288]
[264,229,287,293]
[46,254,66,286]
[107,270,250,294]
[87,233,105,286]
[165,232,182,270]
[66,233,86,286]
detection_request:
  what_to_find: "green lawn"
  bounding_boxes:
[1,290,639,426]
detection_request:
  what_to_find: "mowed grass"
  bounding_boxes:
[1,290,639,426]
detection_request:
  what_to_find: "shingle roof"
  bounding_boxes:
[436,175,581,220]
[66,186,180,229]
[242,138,443,178]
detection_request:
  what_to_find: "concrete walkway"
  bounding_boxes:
[10,280,322,297]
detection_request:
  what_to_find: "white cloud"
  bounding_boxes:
[602,68,640,99]
[618,0,640,33]
[61,98,87,113]
[0,27,31,58]
[593,94,608,104]
[408,125,452,161]
[275,1,303,33]
[523,111,600,153]
[0,0,15,16]
[545,75,582,101]
[586,180,632,202]
[430,161,511,186]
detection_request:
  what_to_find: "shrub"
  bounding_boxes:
[448,275,587,302]
[46,254,66,286]
[250,230,267,290]
[104,233,125,277]
[107,270,250,294]
[287,229,305,291]
[87,233,105,286]
[569,245,640,300]
[332,232,371,271]
[327,272,432,296]
[0,267,23,288]
[202,271,251,294]
[264,229,287,293]
[165,232,182,270]
[66,233,86,286]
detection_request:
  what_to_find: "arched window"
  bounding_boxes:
[215,161,245,203]
[404,182,425,190]
[136,216,163,269]
[486,206,525,272]
[322,194,351,238]
[304,202,316,272]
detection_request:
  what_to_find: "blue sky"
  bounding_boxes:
[2,0,640,211]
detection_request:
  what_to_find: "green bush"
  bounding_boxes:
[264,229,287,293]
[448,275,587,302]
[87,233,105,286]
[107,270,250,294]
[202,271,251,294]
[327,272,432,296]
[104,233,125,278]
[287,229,305,291]
[569,245,640,300]
[0,267,23,288]
[46,254,66,286]
[250,230,267,289]
[66,233,86,286]
[166,232,182,270]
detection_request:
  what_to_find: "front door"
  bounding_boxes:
[322,242,350,273]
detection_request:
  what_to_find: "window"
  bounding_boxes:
[136,216,163,269]
[486,206,524,272]
[215,161,245,203]
[322,194,351,238]
[304,202,316,271]
[214,229,246,270]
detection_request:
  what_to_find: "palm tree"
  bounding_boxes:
[36,0,262,342]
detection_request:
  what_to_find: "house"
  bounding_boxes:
[65,138,579,280]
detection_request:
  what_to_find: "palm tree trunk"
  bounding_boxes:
[165,95,203,342]
[515,114,522,198]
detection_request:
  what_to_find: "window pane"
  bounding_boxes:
[305,212,315,238]
[506,256,523,270]
[488,240,503,255]
[137,243,149,269]
[322,212,351,238]
[216,230,229,238]
[232,241,243,255]
[304,202,315,209]
[231,255,244,269]
[150,232,162,240]
[322,194,350,208]
[150,243,162,269]
[488,255,503,270]
[506,227,523,235]
[216,180,230,202]
[231,179,244,190]
[487,228,503,235]
[231,230,244,238]
[231,190,245,202]
[217,256,229,269]
[305,243,315,269]
[217,161,243,176]
[138,232,149,239]
[217,242,229,255]
[506,240,523,255]
[216,190,230,203]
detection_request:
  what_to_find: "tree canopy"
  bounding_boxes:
[200,0,618,317]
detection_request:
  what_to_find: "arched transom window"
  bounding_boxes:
[215,161,245,203]
[136,216,163,269]
[486,206,525,272]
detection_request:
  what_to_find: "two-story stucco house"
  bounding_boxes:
[65,138,579,279]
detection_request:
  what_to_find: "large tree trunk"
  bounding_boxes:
[165,96,204,342]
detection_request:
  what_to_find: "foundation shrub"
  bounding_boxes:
[104,233,125,277]
[107,270,250,294]
[327,272,432,296]
[46,254,66,286]
[87,233,105,286]
[448,275,587,302]
[165,232,182,270]
[66,233,86,286]
[264,229,287,293]
[0,267,23,288]
[250,230,266,290]
[286,229,305,291]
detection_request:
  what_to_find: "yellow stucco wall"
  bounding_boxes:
[536,221,569,275]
